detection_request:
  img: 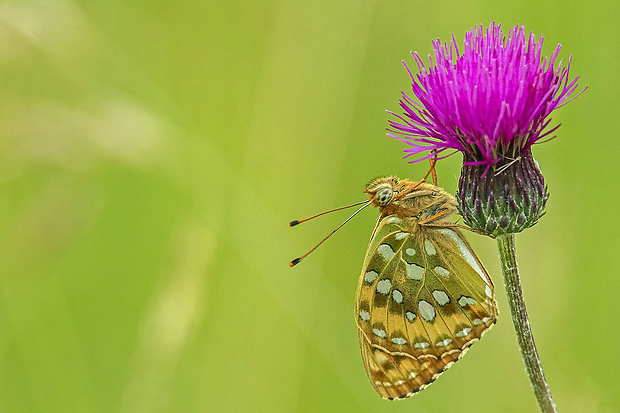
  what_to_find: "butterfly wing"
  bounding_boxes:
[355,215,497,399]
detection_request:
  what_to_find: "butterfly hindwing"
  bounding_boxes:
[426,227,497,329]
[355,215,498,399]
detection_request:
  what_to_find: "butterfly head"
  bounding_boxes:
[364,176,400,208]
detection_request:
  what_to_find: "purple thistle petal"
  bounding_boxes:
[389,23,584,165]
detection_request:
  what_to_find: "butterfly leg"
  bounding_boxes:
[420,150,439,185]
[417,208,451,225]
[453,224,495,238]
[418,208,495,237]
[420,221,496,239]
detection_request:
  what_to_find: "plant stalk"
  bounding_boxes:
[496,233,557,413]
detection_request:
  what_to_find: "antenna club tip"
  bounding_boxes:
[289,220,300,227]
[290,258,302,267]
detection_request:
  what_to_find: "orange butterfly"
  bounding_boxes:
[291,164,497,400]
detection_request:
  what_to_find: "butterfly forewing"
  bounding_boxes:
[355,215,497,399]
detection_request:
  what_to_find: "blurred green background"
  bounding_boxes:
[0,0,618,412]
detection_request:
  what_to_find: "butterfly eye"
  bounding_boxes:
[375,188,393,206]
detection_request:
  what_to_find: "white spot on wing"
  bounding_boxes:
[391,337,407,345]
[485,285,493,298]
[456,327,472,337]
[439,229,487,282]
[378,244,395,260]
[386,217,402,224]
[432,290,450,306]
[433,266,450,277]
[436,338,452,347]
[418,300,436,322]
[424,240,436,255]
[458,296,476,307]
[405,248,416,256]
[405,311,416,322]
[405,262,424,280]
[359,310,370,321]
[392,289,403,303]
[376,279,392,295]
[364,270,378,283]
[414,342,429,349]
[395,232,408,240]
[372,328,387,338]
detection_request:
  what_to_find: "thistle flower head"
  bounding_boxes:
[389,23,584,235]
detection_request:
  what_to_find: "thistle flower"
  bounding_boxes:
[388,22,584,235]
[388,23,585,413]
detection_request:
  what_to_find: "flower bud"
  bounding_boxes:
[457,150,548,235]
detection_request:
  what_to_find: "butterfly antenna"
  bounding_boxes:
[289,199,370,227]
[289,201,372,267]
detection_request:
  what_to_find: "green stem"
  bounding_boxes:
[496,233,557,413]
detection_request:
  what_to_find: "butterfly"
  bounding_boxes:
[290,167,497,400]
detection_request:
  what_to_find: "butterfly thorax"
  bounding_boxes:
[364,177,458,225]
